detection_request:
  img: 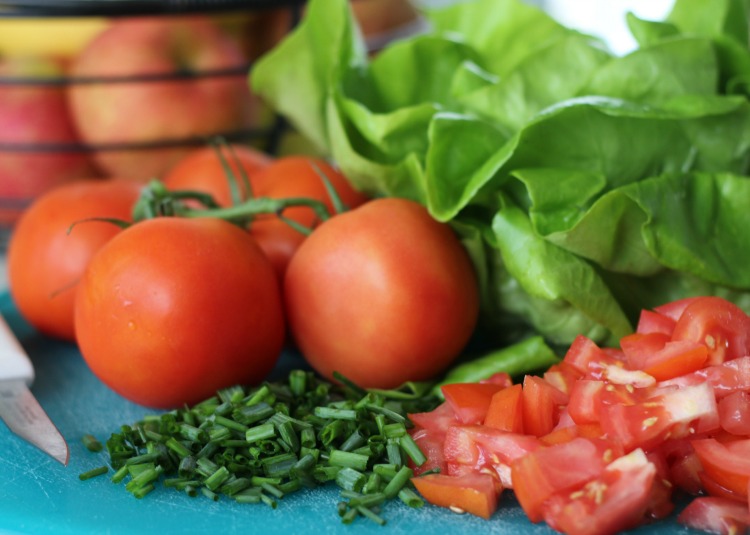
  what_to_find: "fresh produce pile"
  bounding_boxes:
[408,295,750,534]
[251,0,750,349]
[7,0,750,533]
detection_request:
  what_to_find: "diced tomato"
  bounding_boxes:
[563,335,620,376]
[692,438,750,498]
[601,382,718,451]
[410,427,447,476]
[621,331,709,381]
[540,423,604,446]
[542,449,657,535]
[407,296,750,534]
[544,362,582,395]
[644,450,675,520]
[409,401,457,435]
[443,425,541,487]
[718,391,750,436]
[699,471,748,503]
[411,472,500,520]
[484,384,524,433]
[677,497,750,535]
[671,296,750,365]
[620,331,671,369]
[642,341,709,381]
[654,296,701,321]
[636,308,677,336]
[669,451,704,495]
[522,375,568,437]
[479,372,513,388]
[441,382,505,424]
[511,437,614,523]
[567,380,605,425]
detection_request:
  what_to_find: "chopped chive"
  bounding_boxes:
[110,465,129,484]
[300,427,316,449]
[386,440,403,466]
[79,466,109,480]
[336,467,366,492]
[80,368,440,525]
[328,449,369,471]
[260,492,277,509]
[314,407,358,420]
[204,466,231,491]
[220,476,251,496]
[212,415,248,433]
[341,506,359,524]
[245,423,275,443]
[132,483,155,499]
[232,402,275,425]
[398,487,424,508]
[245,385,271,406]
[277,421,299,451]
[165,437,192,458]
[399,434,427,466]
[201,487,219,501]
[289,370,308,397]
[357,505,387,526]
[235,493,261,504]
[340,429,366,452]
[383,466,413,499]
[82,434,103,452]
[260,481,284,499]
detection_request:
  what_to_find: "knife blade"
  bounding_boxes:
[0,314,69,465]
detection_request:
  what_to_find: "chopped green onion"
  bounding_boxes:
[336,467,366,492]
[82,434,103,452]
[245,423,275,443]
[79,466,109,480]
[383,466,413,499]
[79,369,440,525]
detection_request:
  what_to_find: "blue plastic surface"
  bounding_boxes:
[0,291,697,535]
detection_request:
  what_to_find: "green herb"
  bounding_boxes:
[82,434,103,452]
[78,466,109,481]
[81,370,439,525]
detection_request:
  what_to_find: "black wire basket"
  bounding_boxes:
[0,0,306,247]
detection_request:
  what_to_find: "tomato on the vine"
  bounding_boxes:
[284,197,479,389]
[7,179,142,341]
[249,156,369,279]
[161,143,272,207]
[74,217,285,409]
[164,151,368,279]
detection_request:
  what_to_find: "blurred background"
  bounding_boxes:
[0,0,678,262]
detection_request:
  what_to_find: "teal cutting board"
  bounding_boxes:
[0,291,696,535]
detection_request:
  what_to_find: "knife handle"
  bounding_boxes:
[0,315,34,385]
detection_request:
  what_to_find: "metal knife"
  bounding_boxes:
[0,314,69,465]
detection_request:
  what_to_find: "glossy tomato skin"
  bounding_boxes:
[7,179,142,341]
[250,156,369,279]
[284,197,479,389]
[74,217,285,409]
[161,144,272,207]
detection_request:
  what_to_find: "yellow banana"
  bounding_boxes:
[0,18,109,57]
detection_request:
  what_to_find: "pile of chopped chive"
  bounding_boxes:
[79,370,441,526]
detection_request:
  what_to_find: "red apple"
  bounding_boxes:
[0,56,94,225]
[67,16,255,181]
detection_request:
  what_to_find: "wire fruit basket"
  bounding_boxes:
[0,0,306,246]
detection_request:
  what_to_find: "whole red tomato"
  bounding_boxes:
[74,217,285,409]
[284,197,479,389]
[7,179,142,341]
[250,156,369,279]
[161,143,273,207]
